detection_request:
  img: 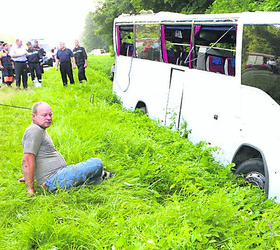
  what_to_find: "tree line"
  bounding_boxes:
[81,0,280,52]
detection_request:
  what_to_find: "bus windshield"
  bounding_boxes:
[242,24,280,104]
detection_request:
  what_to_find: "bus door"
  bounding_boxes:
[161,25,192,128]
[165,68,186,129]
[114,25,134,92]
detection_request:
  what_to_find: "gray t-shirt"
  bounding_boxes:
[22,124,67,185]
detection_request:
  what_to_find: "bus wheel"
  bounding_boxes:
[140,106,147,114]
[234,158,265,189]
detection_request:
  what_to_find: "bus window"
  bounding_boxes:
[242,24,280,104]
[163,25,192,66]
[117,25,134,57]
[135,24,161,61]
[194,25,236,75]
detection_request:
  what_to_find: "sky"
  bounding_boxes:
[1,0,97,48]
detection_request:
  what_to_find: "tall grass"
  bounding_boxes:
[1,55,280,249]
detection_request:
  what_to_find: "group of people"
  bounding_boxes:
[55,40,88,86]
[0,39,46,89]
[0,39,88,89]
[1,39,107,196]
[18,42,108,195]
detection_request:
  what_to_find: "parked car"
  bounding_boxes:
[42,51,54,67]
[40,44,55,67]
[89,49,106,55]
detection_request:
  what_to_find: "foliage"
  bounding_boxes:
[90,0,280,49]
[93,0,214,47]
[130,0,215,14]
[207,0,280,13]
[94,0,136,47]
[1,55,280,249]
[81,12,109,52]
[242,25,280,57]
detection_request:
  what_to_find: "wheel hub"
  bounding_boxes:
[245,171,265,189]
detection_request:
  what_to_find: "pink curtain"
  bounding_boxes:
[189,25,201,68]
[161,25,168,63]
[116,26,121,56]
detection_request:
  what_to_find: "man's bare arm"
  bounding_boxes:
[22,153,36,196]
[55,58,59,71]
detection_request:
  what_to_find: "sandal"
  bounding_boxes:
[102,171,115,180]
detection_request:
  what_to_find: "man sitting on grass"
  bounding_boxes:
[18,101,114,196]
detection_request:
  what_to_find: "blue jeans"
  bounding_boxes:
[45,158,103,192]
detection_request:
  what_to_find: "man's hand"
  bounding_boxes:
[72,65,76,69]
[84,63,87,68]
[56,67,58,71]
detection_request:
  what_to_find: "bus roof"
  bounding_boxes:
[114,11,280,25]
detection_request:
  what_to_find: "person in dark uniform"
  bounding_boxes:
[0,41,3,86]
[9,39,28,90]
[33,40,46,74]
[0,43,14,86]
[26,42,43,86]
[56,42,76,86]
[73,40,87,83]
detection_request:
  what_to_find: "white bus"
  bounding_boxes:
[113,11,280,202]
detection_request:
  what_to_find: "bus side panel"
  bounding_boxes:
[181,70,241,165]
[116,58,173,122]
[240,86,280,201]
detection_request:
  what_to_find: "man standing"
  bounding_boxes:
[33,40,46,74]
[9,39,28,90]
[20,101,113,196]
[73,40,87,83]
[56,42,76,86]
[26,42,43,86]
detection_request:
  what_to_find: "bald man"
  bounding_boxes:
[20,102,113,196]
[56,42,76,86]
[9,39,28,89]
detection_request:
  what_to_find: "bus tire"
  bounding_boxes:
[140,106,147,114]
[234,158,265,189]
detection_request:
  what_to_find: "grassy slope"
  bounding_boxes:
[0,55,280,249]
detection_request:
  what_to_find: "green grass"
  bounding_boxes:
[1,55,280,249]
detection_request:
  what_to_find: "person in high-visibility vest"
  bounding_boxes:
[0,43,15,86]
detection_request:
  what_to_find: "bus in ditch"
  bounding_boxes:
[112,11,280,202]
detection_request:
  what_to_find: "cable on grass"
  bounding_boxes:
[0,103,31,110]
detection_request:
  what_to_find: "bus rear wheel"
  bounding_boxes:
[139,106,147,114]
[234,158,265,190]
